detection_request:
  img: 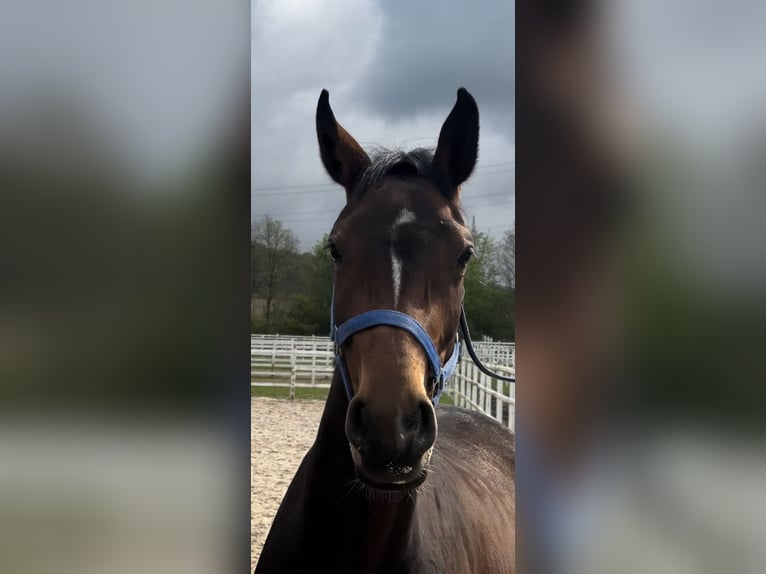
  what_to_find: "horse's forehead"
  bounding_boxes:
[356,182,454,226]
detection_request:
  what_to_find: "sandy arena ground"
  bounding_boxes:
[251,397,325,571]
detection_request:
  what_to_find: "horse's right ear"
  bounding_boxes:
[316,90,371,201]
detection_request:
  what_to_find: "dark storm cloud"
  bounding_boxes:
[353,0,514,141]
[251,0,515,249]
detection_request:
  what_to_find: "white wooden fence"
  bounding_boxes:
[448,362,515,431]
[251,335,515,430]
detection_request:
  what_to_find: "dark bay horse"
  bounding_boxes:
[255,88,515,573]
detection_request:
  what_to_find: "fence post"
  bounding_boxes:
[271,341,276,370]
[311,340,317,386]
[495,379,505,424]
[463,362,468,410]
[479,370,486,415]
[289,346,296,400]
[452,361,459,405]
[511,345,515,369]
[462,363,468,409]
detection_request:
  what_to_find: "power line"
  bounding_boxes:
[250,161,514,195]
[250,181,336,193]
[472,160,515,169]
[252,186,514,218]
[463,198,515,210]
[254,195,513,221]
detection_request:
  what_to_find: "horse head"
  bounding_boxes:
[316,88,480,491]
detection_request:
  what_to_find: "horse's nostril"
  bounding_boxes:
[402,410,422,433]
[346,399,366,444]
[413,400,436,451]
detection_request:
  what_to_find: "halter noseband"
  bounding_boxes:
[330,291,460,407]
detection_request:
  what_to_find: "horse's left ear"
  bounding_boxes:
[316,89,371,202]
[432,88,479,200]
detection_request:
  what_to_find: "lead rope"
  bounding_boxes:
[458,307,516,383]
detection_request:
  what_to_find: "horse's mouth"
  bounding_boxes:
[354,468,429,492]
[349,445,432,492]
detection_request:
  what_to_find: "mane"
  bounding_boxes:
[354,147,445,197]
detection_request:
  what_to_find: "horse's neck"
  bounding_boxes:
[314,373,352,446]
[307,374,421,568]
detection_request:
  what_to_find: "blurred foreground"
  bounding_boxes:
[517,1,766,572]
[0,1,250,572]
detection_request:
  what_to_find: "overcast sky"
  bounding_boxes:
[251,0,515,250]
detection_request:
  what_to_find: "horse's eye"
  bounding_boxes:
[457,246,474,267]
[327,241,342,262]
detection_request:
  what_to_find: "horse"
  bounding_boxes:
[254,88,515,573]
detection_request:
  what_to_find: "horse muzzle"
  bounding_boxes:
[345,396,436,490]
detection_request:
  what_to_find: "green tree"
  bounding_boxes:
[252,216,299,330]
[498,229,515,289]
[285,235,334,335]
[462,225,514,341]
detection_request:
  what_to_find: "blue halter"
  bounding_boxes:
[329,290,460,406]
